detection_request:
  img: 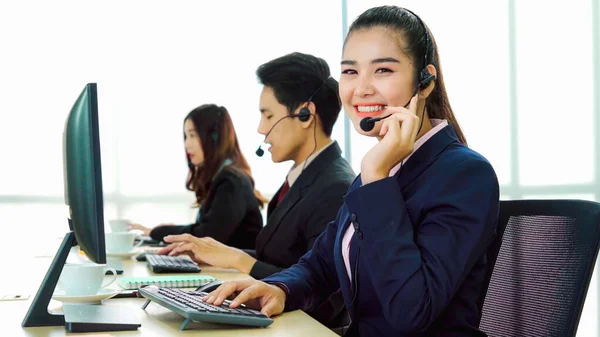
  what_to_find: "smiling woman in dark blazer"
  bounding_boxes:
[158,53,356,327]
[128,104,266,250]
[197,6,500,337]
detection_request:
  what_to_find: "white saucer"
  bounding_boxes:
[52,288,120,304]
[107,248,142,259]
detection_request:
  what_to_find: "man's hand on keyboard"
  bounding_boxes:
[159,234,256,272]
[201,279,286,318]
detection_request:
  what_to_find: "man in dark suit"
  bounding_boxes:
[160,52,355,328]
[251,52,356,279]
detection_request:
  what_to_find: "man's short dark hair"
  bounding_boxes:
[256,52,341,137]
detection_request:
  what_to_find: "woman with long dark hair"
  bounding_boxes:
[197,6,499,336]
[129,104,266,249]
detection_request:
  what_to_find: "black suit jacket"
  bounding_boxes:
[250,141,355,325]
[150,167,263,250]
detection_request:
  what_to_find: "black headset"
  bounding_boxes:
[211,108,222,143]
[413,7,435,90]
[344,10,434,337]
[295,76,332,122]
[359,11,435,132]
[255,77,331,157]
[291,107,311,123]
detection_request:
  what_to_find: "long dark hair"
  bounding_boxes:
[345,5,467,145]
[184,104,267,208]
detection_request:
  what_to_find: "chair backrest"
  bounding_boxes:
[479,199,600,337]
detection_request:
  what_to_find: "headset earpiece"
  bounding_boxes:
[419,68,435,90]
[256,78,328,157]
[295,77,332,123]
[213,107,223,143]
[297,107,311,122]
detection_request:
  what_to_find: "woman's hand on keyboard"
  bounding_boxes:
[202,279,286,317]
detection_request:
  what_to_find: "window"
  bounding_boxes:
[516,0,594,187]
[0,1,343,234]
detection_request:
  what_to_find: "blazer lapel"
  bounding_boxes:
[255,182,303,252]
[255,142,343,252]
[331,127,459,319]
[396,125,459,190]
[333,176,362,320]
[266,184,281,218]
[334,213,358,319]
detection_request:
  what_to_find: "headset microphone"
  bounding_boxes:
[359,113,391,132]
[358,87,417,132]
[358,68,435,132]
[255,109,312,157]
[256,76,330,157]
[255,146,265,157]
[358,9,436,134]
[255,116,290,157]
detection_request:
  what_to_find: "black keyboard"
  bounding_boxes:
[140,286,273,330]
[146,254,201,273]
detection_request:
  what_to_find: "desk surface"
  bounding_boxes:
[1,245,336,337]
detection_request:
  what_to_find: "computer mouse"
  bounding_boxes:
[195,280,224,293]
[135,252,147,262]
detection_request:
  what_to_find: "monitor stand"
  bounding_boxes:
[22,231,75,327]
[22,230,140,332]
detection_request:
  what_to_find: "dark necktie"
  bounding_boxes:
[276,180,290,206]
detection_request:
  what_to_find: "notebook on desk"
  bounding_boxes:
[119,275,217,290]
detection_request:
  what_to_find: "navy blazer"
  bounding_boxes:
[251,141,355,326]
[263,126,500,337]
[251,142,355,279]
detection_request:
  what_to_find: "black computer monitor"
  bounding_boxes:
[23,83,106,327]
[63,82,106,264]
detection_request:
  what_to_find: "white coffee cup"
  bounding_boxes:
[108,219,131,233]
[105,232,143,254]
[58,263,117,296]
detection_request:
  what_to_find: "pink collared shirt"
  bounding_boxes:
[341,119,449,282]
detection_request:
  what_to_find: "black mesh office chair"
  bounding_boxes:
[479,199,600,337]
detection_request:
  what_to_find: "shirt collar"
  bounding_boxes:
[287,140,335,187]
[389,119,448,176]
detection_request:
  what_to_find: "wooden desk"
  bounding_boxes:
[1,248,337,337]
